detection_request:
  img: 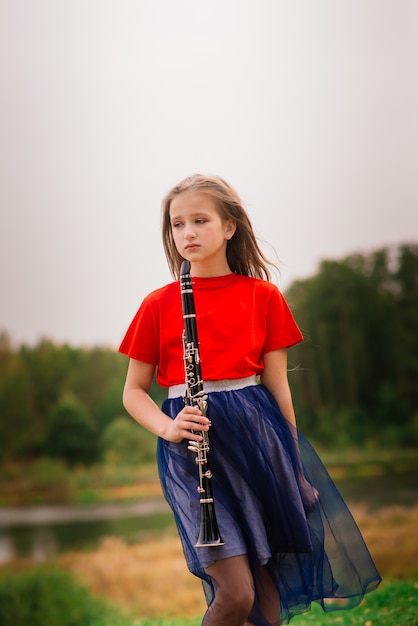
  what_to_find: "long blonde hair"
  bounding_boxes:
[162,174,274,280]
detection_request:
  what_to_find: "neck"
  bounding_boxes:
[190,260,232,278]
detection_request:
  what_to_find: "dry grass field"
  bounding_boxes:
[58,503,418,620]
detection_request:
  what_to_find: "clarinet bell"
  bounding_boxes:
[195,501,225,548]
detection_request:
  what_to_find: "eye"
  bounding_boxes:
[171,221,182,229]
[195,218,207,224]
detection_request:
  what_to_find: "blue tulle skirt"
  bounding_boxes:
[157,383,381,624]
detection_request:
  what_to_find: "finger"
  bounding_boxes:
[182,421,210,434]
[182,406,203,416]
[187,432,205,443]
[181,412,211,426]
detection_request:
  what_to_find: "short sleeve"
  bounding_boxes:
[262,287,304,354]
[119,297,159,366]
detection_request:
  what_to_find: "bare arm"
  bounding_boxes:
[260,348,297,429]
[122,358,210,443]
[261,348,319,513]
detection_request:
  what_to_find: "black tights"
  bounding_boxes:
[202,555,281,626]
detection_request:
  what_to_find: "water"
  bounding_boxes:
[1,470,417,564]
[0,499,173,563]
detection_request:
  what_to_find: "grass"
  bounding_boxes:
[55,501,418,624]
[4,520,414,626]
[0,459,161,506]
[54,503,418,620]
[0,565,125,626]
[86,579,418,625]
[1,450,417,624]
[1,448,417,507]
[291,579,418,625]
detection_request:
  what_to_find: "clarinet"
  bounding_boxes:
[180,260,225,548]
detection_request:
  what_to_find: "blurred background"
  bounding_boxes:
[0,1,417,625]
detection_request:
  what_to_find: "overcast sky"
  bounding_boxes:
[1,0,417,348]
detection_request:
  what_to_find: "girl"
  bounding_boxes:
[119,174,381,625]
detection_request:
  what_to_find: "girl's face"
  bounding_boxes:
[169,192,236,276]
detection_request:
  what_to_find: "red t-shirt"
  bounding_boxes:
[119,273,303,388]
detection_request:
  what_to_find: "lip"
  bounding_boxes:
[185,244,200,250]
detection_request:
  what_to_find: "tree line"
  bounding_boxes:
[0,242,416,466]
[286,243,418,447]
[0,338,165,465]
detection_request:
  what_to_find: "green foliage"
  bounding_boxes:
[286,243,418,448]
[101,416,156,466]
[45,396,98,466]
[22,457,70,489]
[85,580,418,625]
[0,570,416,626]
[290,579,418,625]
[118,617,202,626]
[0,334,166,464]
[0,340,32,460]
[91,580,418,625]
[0,242,416,463]
[96,377,127,430]
[0,565,124,626]
[149,378,168,408]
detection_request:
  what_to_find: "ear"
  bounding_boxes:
[225,220,237,240]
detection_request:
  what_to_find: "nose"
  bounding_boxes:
[184,224,196,239]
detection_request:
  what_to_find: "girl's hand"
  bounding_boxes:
[164,405,211,443]
[298,475,319,517]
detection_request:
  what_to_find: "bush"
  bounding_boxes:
[101,416,156,466]
[0,565,124,626]
[45,396,99,466]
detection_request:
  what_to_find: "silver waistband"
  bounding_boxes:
[168,375,258,399]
